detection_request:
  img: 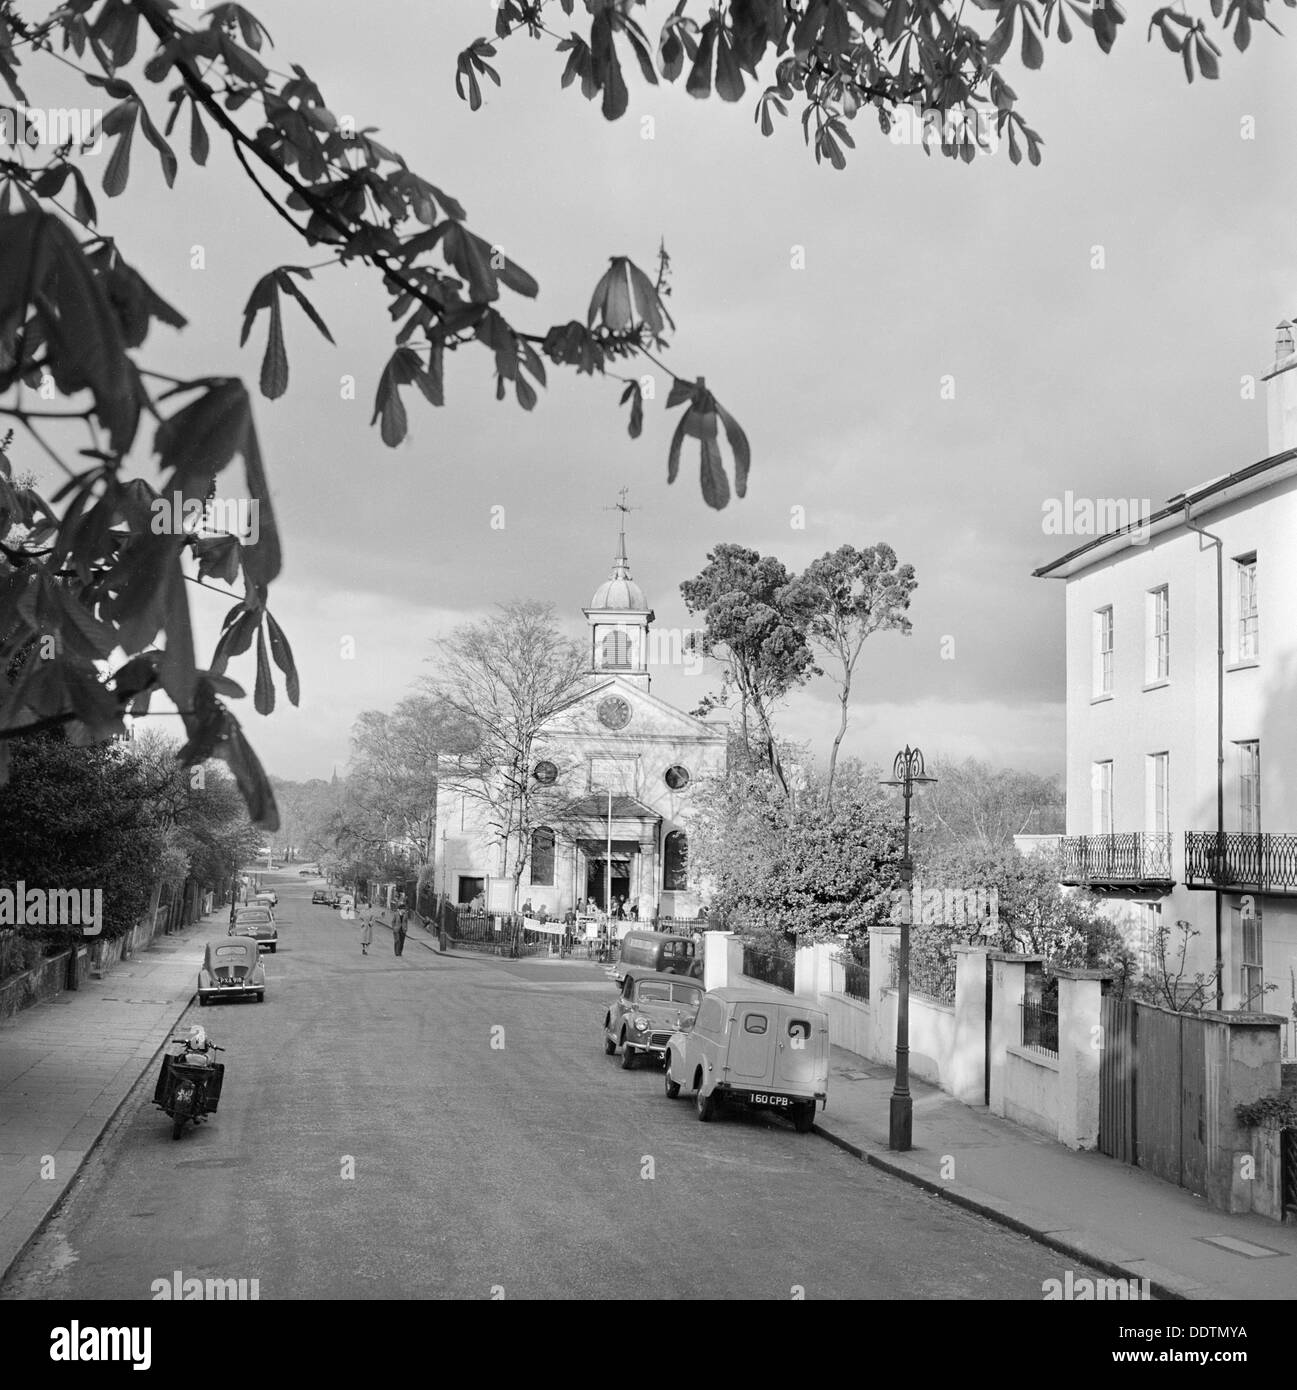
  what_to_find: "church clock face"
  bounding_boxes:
[597,695,632,731]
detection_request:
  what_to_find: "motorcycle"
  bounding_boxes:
[153,1025,225,1140]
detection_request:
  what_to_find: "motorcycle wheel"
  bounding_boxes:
[172,1115,186,1140]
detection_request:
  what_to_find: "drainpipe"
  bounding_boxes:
[1182,500,1225,1010]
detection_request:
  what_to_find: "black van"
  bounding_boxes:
[613,930,703,984]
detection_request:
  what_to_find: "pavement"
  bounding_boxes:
[0,910,210,1284]
[2,895,1294,1299]
[812,1049,1297,1300]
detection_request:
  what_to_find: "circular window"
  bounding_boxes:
[597,696,632,731]
[533,761,557,785]
[664,765,690,791]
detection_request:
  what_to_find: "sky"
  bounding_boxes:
[20,1,1297,783]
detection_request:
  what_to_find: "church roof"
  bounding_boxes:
[561,794,662,823]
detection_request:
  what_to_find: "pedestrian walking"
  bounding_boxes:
[394,909,407,957]
[360,914,373,955]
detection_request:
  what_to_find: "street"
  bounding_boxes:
[3,879,1103,1300]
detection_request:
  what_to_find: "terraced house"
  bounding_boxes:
[1034,320,1297,1058]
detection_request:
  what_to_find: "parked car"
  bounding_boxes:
[664,987,828,1132]
[604,972,705,1069]
[611,929,703,985]
[312,889,329,904]
[254,890,277,909]
[230,907,278,953]
[198,938,266,1004]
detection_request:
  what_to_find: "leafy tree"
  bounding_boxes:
[128,727,261,898]
[0,732,167,940]
[265,776,338,863]
[916,839,1129,977]
[691,756,903,947]
[681,543,815,796]
[0,0,1283,825]
[791,543,917,803]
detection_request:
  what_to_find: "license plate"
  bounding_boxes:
[751,1093,791,1107]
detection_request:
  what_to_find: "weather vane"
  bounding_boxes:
[603,487,640,554]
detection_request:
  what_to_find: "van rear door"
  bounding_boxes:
[729,1003,777,1082]
[774,1006,826,1093]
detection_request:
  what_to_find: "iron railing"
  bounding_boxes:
[1059,832,1173,886]
[656,917,704,935]
[842,958,870,1003]
[1020,997,1059,1057]
[1184,831,1297,894]
[1283,1128,1297,1223]
[742,944,794,992]
[888,945,956,1004]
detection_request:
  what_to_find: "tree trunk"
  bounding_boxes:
[826,673,852,806]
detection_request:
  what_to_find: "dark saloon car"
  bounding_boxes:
[229,907,277,953]
[603,971,705,1069]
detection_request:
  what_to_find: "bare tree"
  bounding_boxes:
[425,602,588,922]
[920,757,1064,850]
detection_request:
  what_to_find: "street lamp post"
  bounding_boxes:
[881,745,937,1152]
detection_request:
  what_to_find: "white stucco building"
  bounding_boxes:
[1034,321,1297,1057]
[436,530,727,920]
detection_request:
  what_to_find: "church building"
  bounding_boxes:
[436,523,727,920]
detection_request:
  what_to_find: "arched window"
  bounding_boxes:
[601,628,631,669]
[663,829,688,891]
[530,826,555,886]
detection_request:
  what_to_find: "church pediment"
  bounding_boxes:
[551,677,726,743]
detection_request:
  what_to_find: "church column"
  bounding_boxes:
[639,837,656,920]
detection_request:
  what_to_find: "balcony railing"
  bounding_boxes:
[1058,832,1173,887]
[1185,831,1297,895]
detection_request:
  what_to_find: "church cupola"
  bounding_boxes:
[584,491,654,691]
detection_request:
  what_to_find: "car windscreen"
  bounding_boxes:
[636,982,672,1001]
[671,984,703,1006]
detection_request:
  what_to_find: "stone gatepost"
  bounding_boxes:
[703,930,736,991]
[794,942,817,1000]
[987,952,1045,1118]
[951,944,989,1105]
[1199,1010,1284,1213]
[1055,967,1111,1150]
[869,925,900,1067]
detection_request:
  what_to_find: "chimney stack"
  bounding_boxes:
[1263,319,1297,455]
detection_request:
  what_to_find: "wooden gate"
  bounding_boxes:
[1100,998,1209,1194]
[1099,994,1136,1163]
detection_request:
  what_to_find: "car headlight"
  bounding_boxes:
[631,1015,650,1031]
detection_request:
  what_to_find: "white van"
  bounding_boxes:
[663,986,829,1132]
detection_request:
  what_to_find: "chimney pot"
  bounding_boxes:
[1276,319,1295,363]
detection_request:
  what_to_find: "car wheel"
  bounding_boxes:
[696,1082,716,1122]
[620,1043,636,1070]
[603,1035,616,1055]
[256,992,265,1002]
[198,995,208,1006]
[664,1060,681,1099]
[794,1102,815,1134]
